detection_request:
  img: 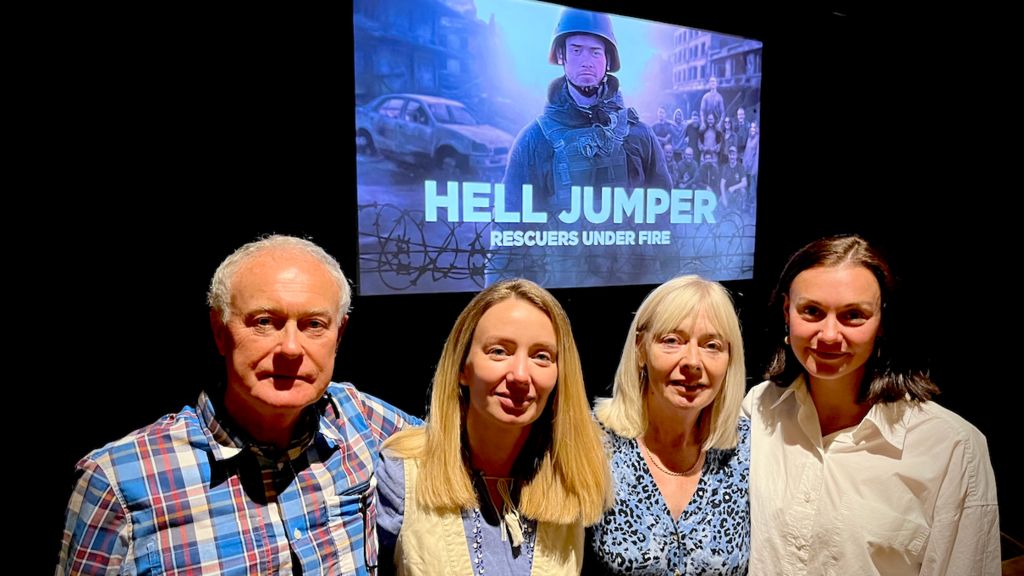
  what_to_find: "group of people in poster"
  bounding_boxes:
[649,99,760,214]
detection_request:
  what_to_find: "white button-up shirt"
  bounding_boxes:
[742,377,1000,575]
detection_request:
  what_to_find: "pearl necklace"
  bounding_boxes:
[638,437,704,477]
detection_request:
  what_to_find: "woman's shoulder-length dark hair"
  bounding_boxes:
[764,234,940,404]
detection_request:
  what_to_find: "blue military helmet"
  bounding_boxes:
[547,8,620,73]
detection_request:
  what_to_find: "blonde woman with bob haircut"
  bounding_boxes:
[587,275,751,575]
[377,278,611,576]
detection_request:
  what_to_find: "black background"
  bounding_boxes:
[41,2,1016,566]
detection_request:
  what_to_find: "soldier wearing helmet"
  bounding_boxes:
[502,8,671,214]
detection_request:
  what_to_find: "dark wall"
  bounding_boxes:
[45,4,1016,565]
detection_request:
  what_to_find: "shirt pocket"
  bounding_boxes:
[298,475,377,573]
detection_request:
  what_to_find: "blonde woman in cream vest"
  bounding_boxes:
[377,279,611,575]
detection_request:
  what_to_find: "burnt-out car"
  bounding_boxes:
[356,94,512,179]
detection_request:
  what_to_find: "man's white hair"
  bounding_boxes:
[207,234,351,323]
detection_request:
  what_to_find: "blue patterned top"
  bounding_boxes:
[587,417,750,575]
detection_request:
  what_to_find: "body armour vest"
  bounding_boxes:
[536,106,632,206]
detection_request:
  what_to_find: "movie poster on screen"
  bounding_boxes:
[354,0,762,295]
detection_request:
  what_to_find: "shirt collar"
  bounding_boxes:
[197,388,343,462]
[197,390,245,462]
[775,375,911,451]
[769,378,798,410]
[859,399,911,450]
[316,392,346,451]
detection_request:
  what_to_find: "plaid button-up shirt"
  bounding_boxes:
[58,382,418,575]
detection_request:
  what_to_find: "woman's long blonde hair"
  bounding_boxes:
[384,279,611,525]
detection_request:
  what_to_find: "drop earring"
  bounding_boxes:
[783,325,790,346]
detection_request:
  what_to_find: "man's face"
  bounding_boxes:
[212,249,344,421]
[684,148,694,162]
[563,34,607,88]
[709,76,718,91]
[737,108,746,123]
[658,107,666,122]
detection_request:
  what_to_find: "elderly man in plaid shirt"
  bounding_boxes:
[57,235,420,575]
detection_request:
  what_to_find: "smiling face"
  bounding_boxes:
[563,33,607,88]
[212,249,343,422]
[461,298,558,434]
[645,309,729,415]
[786,265,882,389]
